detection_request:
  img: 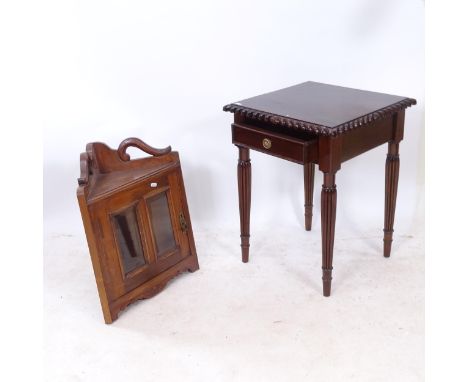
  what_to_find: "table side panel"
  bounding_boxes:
[340,116,394,163]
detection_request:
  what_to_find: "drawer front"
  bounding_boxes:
[232,123,316,164]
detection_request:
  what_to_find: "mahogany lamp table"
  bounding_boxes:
[223,81,416,296]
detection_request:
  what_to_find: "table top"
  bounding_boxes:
[223,81,416,136]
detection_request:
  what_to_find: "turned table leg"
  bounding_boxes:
[321,172,337,296]
[304,162,315,231]
[238,146,251,263]
[383,141,400,258]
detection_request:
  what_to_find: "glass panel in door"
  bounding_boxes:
[112,205,146,274]
[147,192,177,256]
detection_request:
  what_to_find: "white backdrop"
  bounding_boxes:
[43,0,424,237]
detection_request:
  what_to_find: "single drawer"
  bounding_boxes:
[232,123,317,164]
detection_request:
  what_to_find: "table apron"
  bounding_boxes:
[340,116,395,163]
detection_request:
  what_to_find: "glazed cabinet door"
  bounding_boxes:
[111,201,152,278]
[141,169,191,272]
[93,168,191,299]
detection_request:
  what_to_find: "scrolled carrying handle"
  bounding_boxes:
[117,137,172,161]
[77,152,90,185]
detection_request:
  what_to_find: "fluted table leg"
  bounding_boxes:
[383,142,400,258]
[238,147,251,263]
[304,162,315,231]
[321,172,337,296]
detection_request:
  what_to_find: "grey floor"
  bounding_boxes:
[44,226,424,381]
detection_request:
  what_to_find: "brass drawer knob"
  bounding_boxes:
[262,138,272,149]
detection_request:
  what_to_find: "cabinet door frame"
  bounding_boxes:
[100,197,156,295]
[141,170,189,272]
[142,187,181,267]
[97,168,191,295]
[109,199,153,279]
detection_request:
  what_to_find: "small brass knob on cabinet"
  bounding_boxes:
[262,138,272,149]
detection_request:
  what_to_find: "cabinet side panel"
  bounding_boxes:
[77,189,114,324]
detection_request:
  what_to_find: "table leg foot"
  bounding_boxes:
[305,206,312,231]
[383,230,393,258]
[241,236,250,263]
[322,268,333,297]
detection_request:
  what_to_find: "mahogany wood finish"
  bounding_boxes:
[384,142,400,258]
[238,147,251,263]
[304,162,315,231]
[232,123,318,164]
[117,137,172,161]
[321,173,337,297]
[77,138,199,323]
[224,81,416,296]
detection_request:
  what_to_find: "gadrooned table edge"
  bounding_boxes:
[223,98,417,137]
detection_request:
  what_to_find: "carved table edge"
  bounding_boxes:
[223,98,416,136]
